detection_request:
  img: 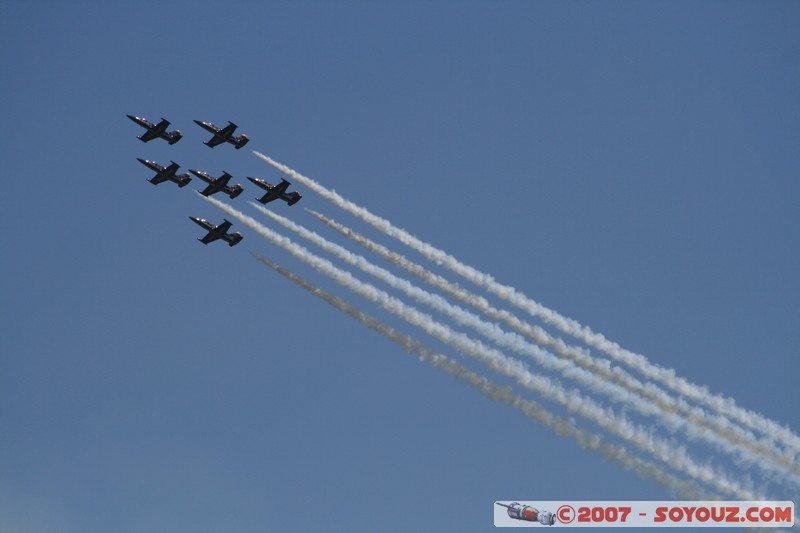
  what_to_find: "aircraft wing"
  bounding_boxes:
[258,191,279,203]
[216,172,233,186]
[153,118,170,133]
[205,135,226,148]
[219,122,237,137]
[272,179,290,195]
[199,231,221,244]
[199,183,219,197]
[139,129,159,142]
[148,174,168,185]
[215,219,233,233]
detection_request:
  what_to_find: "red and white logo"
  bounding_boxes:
[494,501,794,527]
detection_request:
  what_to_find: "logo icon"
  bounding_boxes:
[557,504,576,524]
[496,502,556,526]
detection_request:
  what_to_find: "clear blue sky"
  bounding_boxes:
[1,2,798,531]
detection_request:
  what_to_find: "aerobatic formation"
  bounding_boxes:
[128,114,302,246]
[127,115,799,529]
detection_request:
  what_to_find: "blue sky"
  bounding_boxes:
[1,2,798,531]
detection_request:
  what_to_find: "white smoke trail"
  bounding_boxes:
[303,208,800,480]
[253,203,797,483]
[253,150,800,455]
[252,251,714,501]
[202,194,760,500]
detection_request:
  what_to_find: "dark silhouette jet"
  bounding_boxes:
[137,158,192,188]
[194,120,249,149]
[189,169,245,199]
[127,115,182,144]
[248,177,302,206]
[189,217,243,247]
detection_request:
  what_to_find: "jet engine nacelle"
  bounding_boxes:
[230,185,245,199]
[235,135,250,149]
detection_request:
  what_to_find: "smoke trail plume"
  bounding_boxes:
[202,194,759,500]
[253,150,800,455]
[303,209,799,480]
[252,251,714,501]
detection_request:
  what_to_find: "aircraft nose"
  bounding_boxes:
[136,158,147,164]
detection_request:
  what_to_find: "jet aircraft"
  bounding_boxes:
[137,158,192,188]
[189,217,244,247]
[189,169,245,199]
[194,120,250,149]
[248,177,302,206]
[127,115,183,144]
